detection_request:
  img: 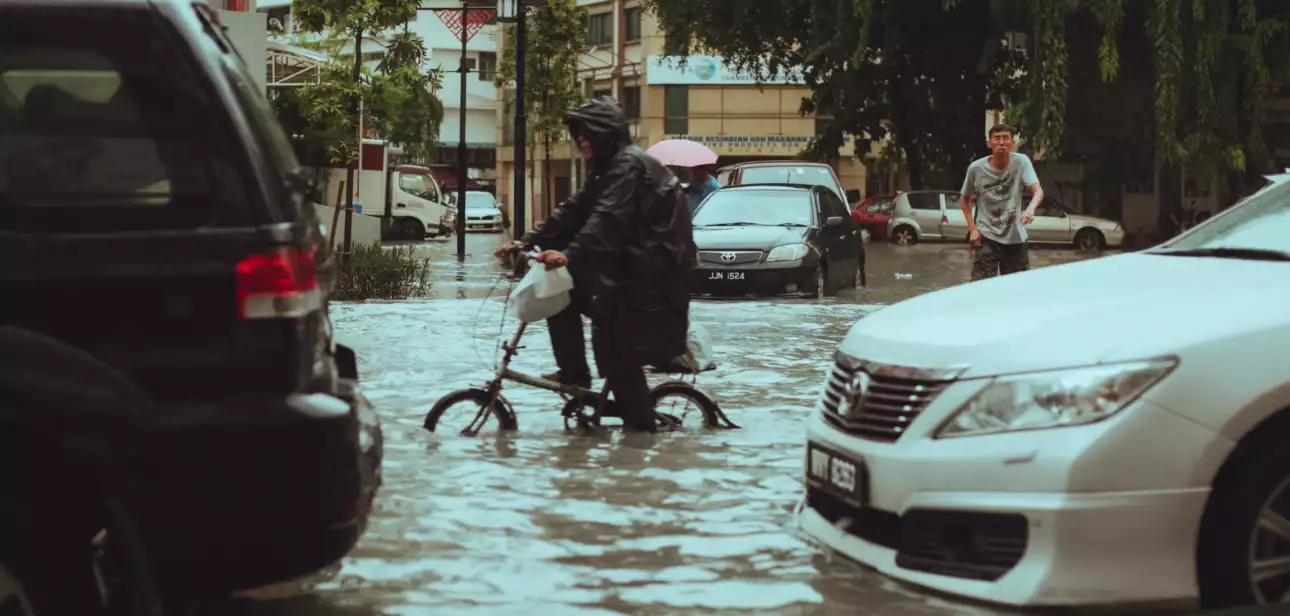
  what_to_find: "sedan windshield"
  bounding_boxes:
[692,190,813,227]
[1153,178,1290,260]
[465,192,496,208]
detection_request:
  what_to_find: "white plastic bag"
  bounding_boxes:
[507,263,574,323]
[677,322,715,371]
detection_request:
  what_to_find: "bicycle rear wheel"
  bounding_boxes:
[424,388,518,435]
[650,381,723,430]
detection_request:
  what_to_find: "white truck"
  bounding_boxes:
[320,140,454,240]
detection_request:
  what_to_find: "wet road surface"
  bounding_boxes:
[209,235,1142,615]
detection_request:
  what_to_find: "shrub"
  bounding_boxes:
[334,241,431,300]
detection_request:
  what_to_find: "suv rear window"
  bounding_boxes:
[0,6,241,231]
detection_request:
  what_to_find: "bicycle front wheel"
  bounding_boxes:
[424,388,518,435]
[650,381,722,430]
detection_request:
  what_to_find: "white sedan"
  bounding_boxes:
[800,175,1290,610]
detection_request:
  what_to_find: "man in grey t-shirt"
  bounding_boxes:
[960,123,1044,280]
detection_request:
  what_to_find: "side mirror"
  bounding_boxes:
[826,216,844,227]
[845,189,861,204]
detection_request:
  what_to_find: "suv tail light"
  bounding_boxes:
[236,247,320,320]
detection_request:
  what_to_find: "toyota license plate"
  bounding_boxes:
[806,443,868,508]
[708,271,746,280]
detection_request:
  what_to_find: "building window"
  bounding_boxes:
[664,85,688,134]
[624,7,642,42]
[621,85,640,119]
[586,12,613,47]
[592,88,612,100]
[477,52,497,81]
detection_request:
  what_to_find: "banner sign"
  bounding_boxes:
[663,134,855,157]
[646,56,805,86]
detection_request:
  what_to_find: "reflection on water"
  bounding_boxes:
[209,238,1119,615]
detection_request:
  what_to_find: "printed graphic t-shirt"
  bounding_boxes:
[960,153,1039,244]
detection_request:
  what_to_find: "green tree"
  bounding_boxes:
[646,0,1290,206]
[496,0,586,215]
[274,0,445,165]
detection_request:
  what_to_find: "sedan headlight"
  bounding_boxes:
[766,243,810,262]
[935,358,1177,438]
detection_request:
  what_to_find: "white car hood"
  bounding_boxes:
[466,207,501,216]
[842,252,1290,377]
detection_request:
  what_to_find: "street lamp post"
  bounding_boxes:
[498,0,540,242]
[421,1,498,260]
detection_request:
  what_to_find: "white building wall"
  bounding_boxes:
[407,11,500,148]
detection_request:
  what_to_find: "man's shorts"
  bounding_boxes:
[971,238,1030,281]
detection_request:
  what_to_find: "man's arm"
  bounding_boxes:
[520,187,584,250]
[960,166,979,244]
[561,158,641,283]
[1020,155,1043,223]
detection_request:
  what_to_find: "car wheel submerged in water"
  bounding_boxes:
[891,225,917,245]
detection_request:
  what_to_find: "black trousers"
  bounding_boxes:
[547,292,655,432]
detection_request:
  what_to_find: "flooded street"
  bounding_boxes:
[215,235,1121,615]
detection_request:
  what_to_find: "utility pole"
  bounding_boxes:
[512,3,527,241]
[455,0,469,260]
[342,30,362,258]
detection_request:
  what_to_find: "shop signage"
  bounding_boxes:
[646,56,805,86]
[663,134,855,157]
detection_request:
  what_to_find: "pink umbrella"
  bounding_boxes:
[647,138,718,167]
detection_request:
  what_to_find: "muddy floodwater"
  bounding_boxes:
[210,236,1138,615]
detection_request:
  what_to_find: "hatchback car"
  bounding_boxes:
[887,190,1124,249]
[801,175,1290,611]
[0,0,381,609]
[691,185,865,298]
[852,195,894,241]
[464,190,504,232]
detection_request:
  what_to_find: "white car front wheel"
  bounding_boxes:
[1197,433,1290,609]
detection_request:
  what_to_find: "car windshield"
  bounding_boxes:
[1152,178,1290,260]
[739,165,835,189]
[465,192,496,208]
[692,190,813,227]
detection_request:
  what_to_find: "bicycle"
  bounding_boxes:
[423,256,739,437]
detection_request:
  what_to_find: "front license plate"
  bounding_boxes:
[806,443,868,508]
[708,271,746,280]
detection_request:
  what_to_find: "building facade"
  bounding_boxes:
[494,0,874,231]
[408,9,501,186]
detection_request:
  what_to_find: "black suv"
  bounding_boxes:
[0,0,381,610]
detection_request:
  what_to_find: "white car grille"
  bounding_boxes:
[819,358,953,442]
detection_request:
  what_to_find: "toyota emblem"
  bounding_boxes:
[844,372,870,414]
[720,252,737,262]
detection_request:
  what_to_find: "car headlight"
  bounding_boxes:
[935,358,1177,438]
[766,243,810,262]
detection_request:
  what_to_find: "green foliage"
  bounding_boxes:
[496,0,586,152]
[275,0,445,165]
[647,0,1290,190]
[647,0,1006,187]
[334,241,431,301]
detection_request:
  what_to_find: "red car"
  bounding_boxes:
[851,195,895,240]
